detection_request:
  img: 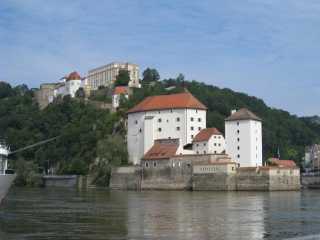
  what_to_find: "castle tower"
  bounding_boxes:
[225,108,262,167]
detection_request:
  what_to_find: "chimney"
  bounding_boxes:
[231,109,237,115]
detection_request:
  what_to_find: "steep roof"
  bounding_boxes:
[127,92,207,114]
[193,128,222,142]
[113,86,128,95]
[269,158,297,168]
[143,142,178,160]
[225,108,262,122]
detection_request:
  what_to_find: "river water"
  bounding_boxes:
[0,188,320,240]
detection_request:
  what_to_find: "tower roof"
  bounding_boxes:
[127,92,207,114]
[113,86,128,95]
[193,128,222,142]
[225,108,262,122]
[65,71,81,81]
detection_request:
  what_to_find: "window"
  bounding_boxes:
[237,138,240,142]
[198,118,201,122]
[145,162,149,168]
[153,162,157,167]
[232,167,235,171]
[191,117,194,122]
[218,143,221,146]
[191,135,194,139]
[158,128,162,132]
[139,128,142,133]
[214,151,217,154]
[237,146,240,150]
[170,109,173,113]
[191,126,194,130]
[237,154,240,158]
[204,150,206,154]
[237,122,239,126]
[237,130,240,134]
[176,126,180,131]
[203,143,206,146]
[196,110,198,113]
[158,118,162,123]
[198,127,201,130]
[134,120,138,124]
[176,117,180,122]
[196,144,199,147]
[196,151,199,154]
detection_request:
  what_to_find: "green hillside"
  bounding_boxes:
[0,75,319,185]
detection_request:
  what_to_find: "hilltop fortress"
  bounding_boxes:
[110,91,300,191]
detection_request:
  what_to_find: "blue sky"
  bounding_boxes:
[1,0,320,116]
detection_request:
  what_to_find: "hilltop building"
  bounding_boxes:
[88,62,140,90]
[54,71,83,98]
[35,83,60,109]
[225,108,263,167]
[127,92,207,165]
[112,86,129,109]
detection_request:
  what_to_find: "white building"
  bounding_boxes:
[88,62,140,90]
[53,71,83,98]
[127,92,207,165]
[193,128,225,155]
[112,86,129,109]
[225,108,262,167]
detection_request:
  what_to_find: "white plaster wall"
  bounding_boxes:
[225,120,262,167]
[127,108,206,164]
[65,80,81,98]
[193,135,225,154]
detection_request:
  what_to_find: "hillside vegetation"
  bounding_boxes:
[0,73,319,185]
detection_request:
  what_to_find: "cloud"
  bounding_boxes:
[0,0,320,116]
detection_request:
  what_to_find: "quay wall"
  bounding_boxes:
[109,166,141,190]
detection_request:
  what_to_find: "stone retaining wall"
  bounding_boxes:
[109,166,141,190]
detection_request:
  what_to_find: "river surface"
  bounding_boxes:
[0,188,320,240]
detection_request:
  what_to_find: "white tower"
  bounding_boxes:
[225,108,262,167]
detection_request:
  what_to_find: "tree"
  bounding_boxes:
[0,81,13,99]
[114,70,130,86]
[142,68,160,85]
[75,87,86,99]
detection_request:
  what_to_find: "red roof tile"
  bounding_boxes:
[65,71,81,81]
[193,128,222,142]
[269,158,297,168]
[127,92,207,114]
[113,86,128,95]
[143,142,178,160]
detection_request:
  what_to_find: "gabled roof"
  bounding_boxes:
[113,86,128,95]
[193,128,222,142]
[127,92,207,114]
[225,108,262,122]
[142,142,178,160]
[269,158,297,168]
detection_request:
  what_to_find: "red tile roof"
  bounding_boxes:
[193,128,222,142]
[142,142,178,160]
[66,71,81,81]
[269,158,297,168]
[113,86,128,95]
[127,92,207,114]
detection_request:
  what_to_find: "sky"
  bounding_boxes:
[0,0,320,116]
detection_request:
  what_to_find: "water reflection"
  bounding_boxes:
[1,188,320,240]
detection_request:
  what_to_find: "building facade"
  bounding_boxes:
[127,92,207,165]
[225,108,262,167]
[112,86,129,109]
[35,83,59,109]
[192,128,225,155]
[88,62,140,90]
[305,144,320,170]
